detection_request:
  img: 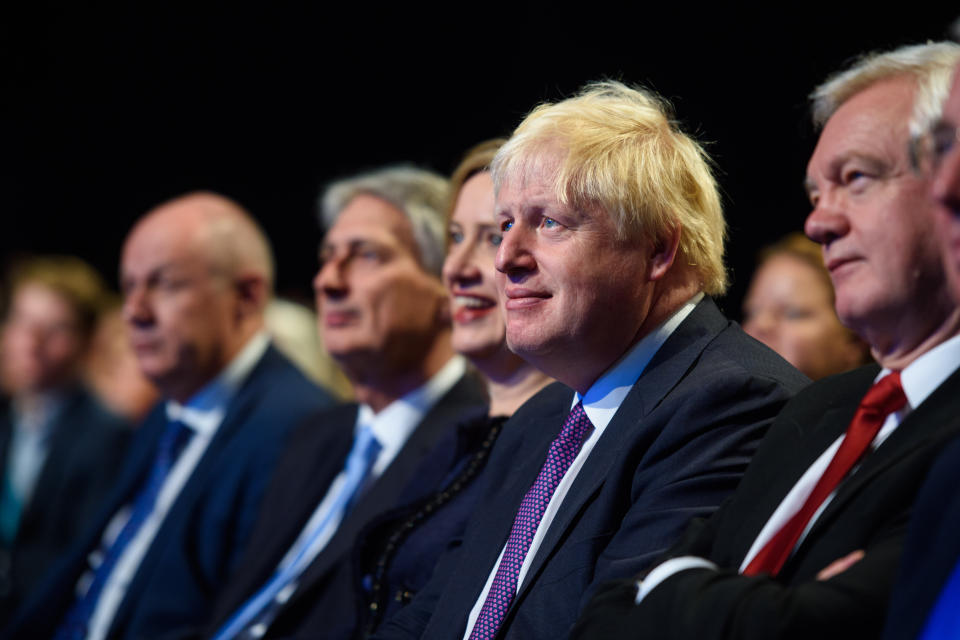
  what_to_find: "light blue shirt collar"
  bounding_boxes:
[165,332,271,437]
[356,355,468,477]
[573,293,703,431]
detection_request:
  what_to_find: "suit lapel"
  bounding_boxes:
[515,299,727,601]
[804,365,960,545]
[285,373,487,608]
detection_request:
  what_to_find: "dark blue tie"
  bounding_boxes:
[54,419,192,640]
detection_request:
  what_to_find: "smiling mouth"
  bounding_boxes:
[502,288,551,310]
[452,295,496,323]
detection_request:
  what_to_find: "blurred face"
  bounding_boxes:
[804,76,947,343]
[743,254,863,380]
[442,172,506,359]
[494,155,656,391]
[314,195,447,375]
[121,216,241,400]
[932,66,960,300]
[1,283,85,394]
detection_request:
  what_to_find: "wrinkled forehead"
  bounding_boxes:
[324,194,419,256]
[807,78,916,180]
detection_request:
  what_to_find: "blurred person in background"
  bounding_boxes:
[6,192,335,640]
[83,302,159,422]
[200,167,488,640]
[742,232,871,380]
[0,256,131,621]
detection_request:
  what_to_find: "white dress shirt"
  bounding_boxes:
[84,332,270,640]
[463,294,702,638]
[636,332,960,604]
[255,355,468,628]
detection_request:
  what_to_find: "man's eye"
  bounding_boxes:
[542,217,559,229]
[500,220,514,233]
[932,124,957,158]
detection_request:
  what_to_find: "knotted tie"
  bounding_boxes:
[744,372,907,577]
[212,424,382,640]
[55,419,192,639]
[469,402,593,640]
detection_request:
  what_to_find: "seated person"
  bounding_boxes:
[0,256,131,620]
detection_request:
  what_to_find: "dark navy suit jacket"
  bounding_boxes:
[0,386,130,620]
[378,297,809,640]
[572,364,960,640]
[4,344,335,640]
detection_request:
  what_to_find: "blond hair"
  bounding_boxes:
[491,81,727,295]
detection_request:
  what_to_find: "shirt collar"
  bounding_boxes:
[574,293,703,431]
[357,354,468,475]
[165,331,271,436]
[883,331,960,410]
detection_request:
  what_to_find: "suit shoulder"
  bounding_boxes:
[702,323,811,393]
[247,345,337,414]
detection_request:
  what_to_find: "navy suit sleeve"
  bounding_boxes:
[583,369,798,606]
[572,526,905,640]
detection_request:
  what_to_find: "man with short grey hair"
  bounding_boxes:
[200,166,486,640]
[572,40,960,640]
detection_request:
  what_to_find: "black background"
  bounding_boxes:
[4,3,959,317]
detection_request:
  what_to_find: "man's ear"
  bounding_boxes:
[648,225,682,281]
[234,273,269,320]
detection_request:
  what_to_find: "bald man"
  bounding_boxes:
[6,193,335,640]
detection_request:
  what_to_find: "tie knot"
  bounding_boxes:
[861,372,908,417]
[560,402,593,446]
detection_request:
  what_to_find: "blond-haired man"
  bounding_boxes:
[378,82,807,640]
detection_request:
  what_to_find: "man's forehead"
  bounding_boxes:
[807,79,915,177]
[324,195,416,250]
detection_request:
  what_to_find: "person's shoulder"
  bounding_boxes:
[246,344,337,411]
[70,385,133,433]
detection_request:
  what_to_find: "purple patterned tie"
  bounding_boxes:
[469,402,593,640]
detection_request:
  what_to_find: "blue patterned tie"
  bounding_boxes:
[469,402,593,640]
[54,419,192,640]
[212,424,382,640]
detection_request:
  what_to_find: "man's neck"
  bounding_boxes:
[869,307,960,370]
[350,337,457,414]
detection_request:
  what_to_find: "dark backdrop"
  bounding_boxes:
[4,3,958,317]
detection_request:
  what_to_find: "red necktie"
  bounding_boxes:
[743,371,907,577]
